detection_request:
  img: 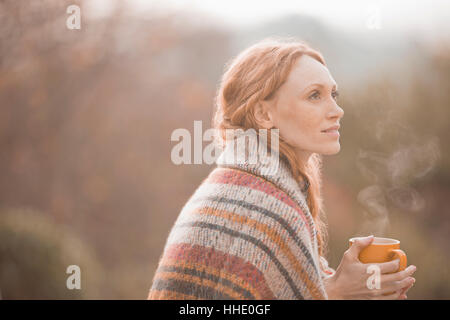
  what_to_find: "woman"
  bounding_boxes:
[148,38,416,300]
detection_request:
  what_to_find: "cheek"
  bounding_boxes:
[277,104,320,141]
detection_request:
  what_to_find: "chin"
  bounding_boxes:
[321,143,341,155]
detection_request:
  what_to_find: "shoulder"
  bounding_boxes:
[176,167,315,245]
[195,167,315,238]
[150,167,326,300]
[193,166,301,210]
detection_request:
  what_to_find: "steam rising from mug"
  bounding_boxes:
[355,121,440,236]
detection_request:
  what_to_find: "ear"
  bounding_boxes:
[254,100,275,129]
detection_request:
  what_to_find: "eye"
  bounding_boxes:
[332,90,340,100]
[309,90,320,100]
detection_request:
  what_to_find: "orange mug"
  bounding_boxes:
[349,237,407,270]
[349,236,407,295]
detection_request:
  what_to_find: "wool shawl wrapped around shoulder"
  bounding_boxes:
[148,132,335,300]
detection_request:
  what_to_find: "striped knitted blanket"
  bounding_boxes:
[149,132,335,300]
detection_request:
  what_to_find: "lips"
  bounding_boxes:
[321,125,340,132]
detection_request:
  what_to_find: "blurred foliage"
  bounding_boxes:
[0,0,449,299]
[0,207,104,299]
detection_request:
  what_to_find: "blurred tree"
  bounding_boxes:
[0,207,104,299]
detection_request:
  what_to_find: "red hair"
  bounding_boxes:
[213,37,328,256]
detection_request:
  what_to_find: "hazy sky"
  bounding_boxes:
[87,0,450,35]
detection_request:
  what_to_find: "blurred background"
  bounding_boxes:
[0,0,449,299]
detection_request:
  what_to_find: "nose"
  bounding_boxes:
[328,101,344,120]
[336,104,344,119]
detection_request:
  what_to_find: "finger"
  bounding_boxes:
[381,265,417,283]
[381,277,415,295]
[372,290,402,300]
[349,235,374,257]
[397,281,414,300]
[399,282,411,295]
[401,279,416,295]
[398,293,408,300]
[399,285,410,298]
[370,259,400,274]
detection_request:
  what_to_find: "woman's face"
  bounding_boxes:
[267,54,344,162]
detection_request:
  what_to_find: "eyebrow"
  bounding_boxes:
[304,83,338,91]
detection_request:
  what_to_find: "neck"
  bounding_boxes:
[295,148,312,166]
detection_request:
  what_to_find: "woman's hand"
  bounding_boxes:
[324,235,417,300]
